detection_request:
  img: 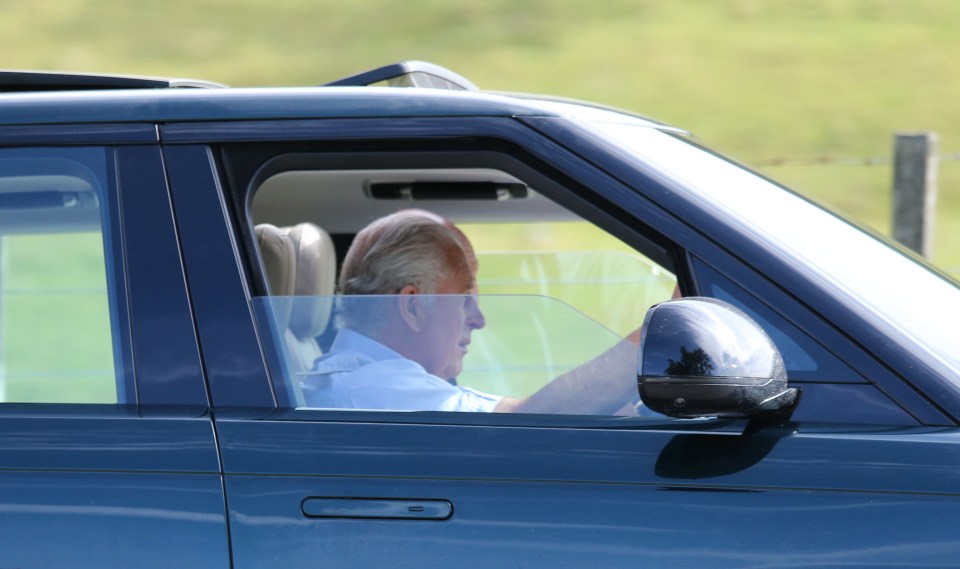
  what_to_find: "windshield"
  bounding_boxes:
[583,121,960,379]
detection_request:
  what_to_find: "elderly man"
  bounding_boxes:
[301,211,639,415]
[302,213,496,411]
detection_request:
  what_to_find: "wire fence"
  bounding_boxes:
[750,151,960,168]
[749,148,960,277]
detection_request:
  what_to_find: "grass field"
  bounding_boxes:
[3,0,960,402]
[1,0,958,269]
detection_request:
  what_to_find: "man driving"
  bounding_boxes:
[301,211,640,414]
[303,213,497,411]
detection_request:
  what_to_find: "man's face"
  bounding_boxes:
[418,268,485,379]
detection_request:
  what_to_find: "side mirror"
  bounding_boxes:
[637,297,799,419]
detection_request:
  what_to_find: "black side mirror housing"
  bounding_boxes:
[637,297,799,419]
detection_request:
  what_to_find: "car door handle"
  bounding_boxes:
[301,497,453,520]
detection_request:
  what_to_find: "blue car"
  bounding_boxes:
[1,61,958,568]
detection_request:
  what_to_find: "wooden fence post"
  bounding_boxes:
[892,132,938,258]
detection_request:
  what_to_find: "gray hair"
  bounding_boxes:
[337,212,470,330]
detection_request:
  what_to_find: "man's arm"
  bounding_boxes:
[492,291,677,416]
[493,333,640,415]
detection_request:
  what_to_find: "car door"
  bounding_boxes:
[0,128,229,569]
[162,117,960,568]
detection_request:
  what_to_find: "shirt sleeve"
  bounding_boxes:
[454,386,502,413]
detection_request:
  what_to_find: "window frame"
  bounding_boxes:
[165,115,953,426]
[163,117,684,421]
[0,126,211,415]
[234,150,682,418]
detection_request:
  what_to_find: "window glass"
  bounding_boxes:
[249,164,676,415]
[462,221,675,337]
[0,148,123,404]
[253,294,652,416]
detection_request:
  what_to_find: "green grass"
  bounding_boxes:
[2,0,958,269]
[1,233,116,403]
[4,0,960,402]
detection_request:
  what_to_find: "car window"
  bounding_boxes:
[0,148,126,404]
[248,163,677,416]
[253,294,653,416]
[465,232,675,338]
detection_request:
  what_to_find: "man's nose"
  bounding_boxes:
[466,295,485,329]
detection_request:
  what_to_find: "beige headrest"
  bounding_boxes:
[255,223,296,296]
[281,222,337,339]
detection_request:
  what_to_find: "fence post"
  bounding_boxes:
[892,132,938,258]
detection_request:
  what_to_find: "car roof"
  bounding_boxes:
[0,87,555,125]
[0,62,679,131]
[0,61,683,132]
[0,87,677,130]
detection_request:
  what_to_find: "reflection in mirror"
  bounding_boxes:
[252,294,657,417]
[641,298,782,380]
[664,347,714,377]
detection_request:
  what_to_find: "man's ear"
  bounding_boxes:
[396,284,422,332]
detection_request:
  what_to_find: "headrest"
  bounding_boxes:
[282,222,337,339]
[255,223,296,296]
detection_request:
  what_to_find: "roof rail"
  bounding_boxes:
[324,61,478,91]
[0,71,226,93]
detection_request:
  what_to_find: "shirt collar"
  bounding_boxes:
[329,327,408,363]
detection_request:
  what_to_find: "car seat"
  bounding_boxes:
[281,222,337,370]
[255,222,337,406]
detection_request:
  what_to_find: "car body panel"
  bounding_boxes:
[0,137,228,567]
[225,475,960,568]
[218,418,960,568]
[154,112,960,567]
[0,88,566,126]
[117,145,211,410]
[163,144,276,410]
[0,470,228,569]
[0,123,159,146]
[217,418,960,494]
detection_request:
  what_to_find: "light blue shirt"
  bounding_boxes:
[301,328,502,412]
